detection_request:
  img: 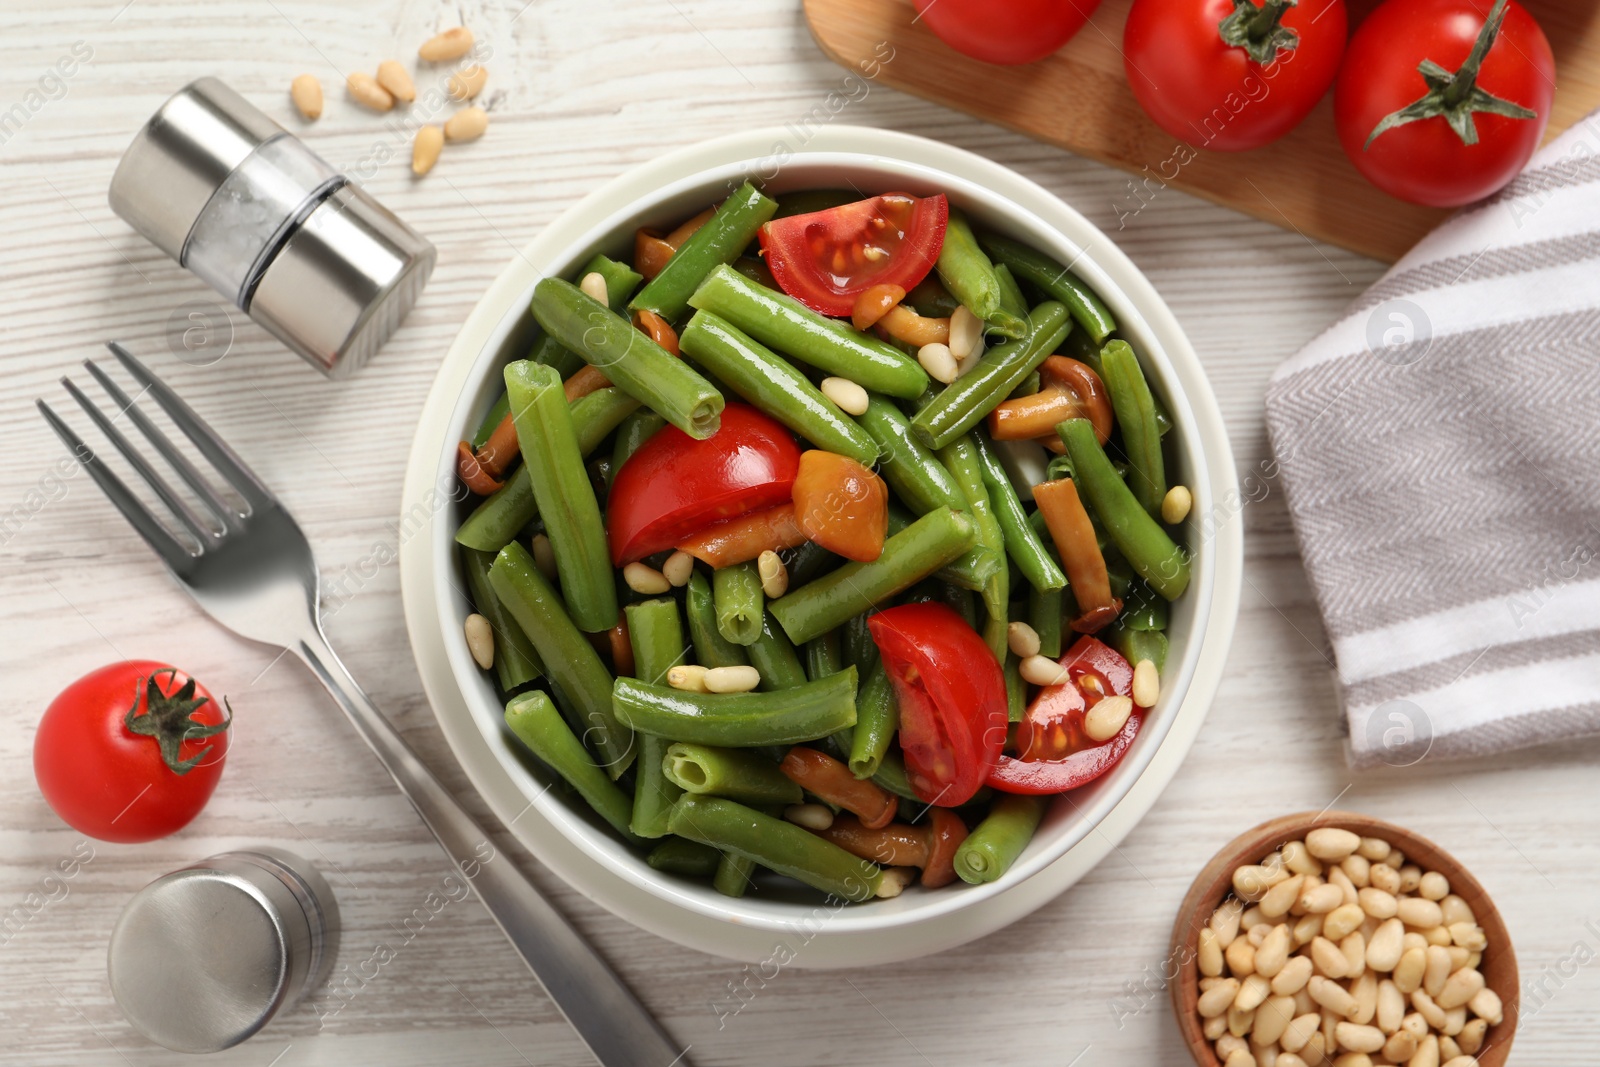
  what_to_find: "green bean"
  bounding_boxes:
[954,793,1045,885]
[804,629,843,683]
[488,542,634,775]
[774,188,858,217]
[713,853,757,898]
[992,263,1029,323]
[625,598,690,838]
[678,311,879,465]
[841,612,879,675]
[980,233,1117,344]
[663,743,802,805]
[747,611,808,690]
[1121,578,1169,632]
[1008,371,1041,401]
[712,561,765,646]
[857,396,965,516]
[787,539,839,588]
[972,431,1065,594]
[884,503,998,593]
[937,208,1027,339]
[1029,585,1063,660]
[455,387,639,552]
[847,662,898,779]
[1058,418,1190,601]
[613,667,859,747]
[503,361,617,632]
[906,272,960,318]
[870,750,921,801]
[461,547,543,690]
[1108,621,1169,672]
[688,265,928,399]
[1004,652,1026,723]
[504,692,640,844]
[646,838,722,878]
[730,256,776,289]
[470,392,511,449]
[770,507,977,645]
[938,434,1009,659]
[530,332,585,379]
[686,570,748,669]
[910,302,1071,450]
[578,252,643,306]
[667,795,882,901]
[1098,340,1167,519]
[532,277,724,439]
[631,181,778,322]
[608,409,665,488]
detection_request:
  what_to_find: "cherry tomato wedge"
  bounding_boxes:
[990,636,1140,795]
[759,193,948,317]
[607,403,800,565]
[869,603,1007,807]
[791,450,888,562]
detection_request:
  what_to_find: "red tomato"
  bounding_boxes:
[1334,0,1553,207]
[869,603,1007,807]
[607,403,801,565]
[1124,0,1347,152]
[912,0,1102,65]
[34,662,230,843]
[989,636,1140,794]
[759,193,947,317]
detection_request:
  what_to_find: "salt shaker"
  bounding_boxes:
[109,77,434,378]
[107,848,340,1053]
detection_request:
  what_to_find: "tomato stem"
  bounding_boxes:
[1218,0,1300,66]
[122,669,231,776]
[1364,0,1537,150]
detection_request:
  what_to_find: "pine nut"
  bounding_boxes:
[579,271,610,304]
[757,549,788,599]
[1411,1034,1441,1067]
[376,59,416,102]
[819,375,869,415]
[1162,484,1193,524]
[419,26,475,62]
[1306,828,1361,862]
[1441,1057,1478,1067]
[1341,931,1367,976]
[1357,836,1391,861]
[1448,923,1485,951]
[1422,946,1452,997]
[1323,903,1365,942]
[1261,876,1305,920]
[1412,990,1447,1030]
[290,74,323,119]
[1393,948,1426,994]
[1328,866,1359,905]
[1132,657,1160,707]
[1301,883,1344,914]
[1418,871,1449,901]
[1359,886,1398,919]
[1277,1056,1308,1067]
[1255,924,1292,977]
[955,334,986,378]
[448,63,488,101]
[1369,863,1401,894]
[948,305,983,360]
[1377,979,1405,1033]
[1212,899,1244,945]
[445,106,488,142]
[1293,987,1314,1016]
[998,622,1038,660]
[667,664,710,692]
[704,665,760,693]
[530,533,557,580]
[1385,848,1407,870]
[1351,968,1378,1024]
[1199,979,1241,1018]
[1382,1029,1417,1063]
[784,803,833,830]
[1445,946,1469,970]
[1442,1004,1466,1036]
[1366,918,1404,972]
[1401,1011,1428,1039]
[1020,654,1070,687]
[1310,937,1346,979]
[874,866,914,898]
[1084,695,1133,741]
[1341,854,1371,888]
[1204,1013,1229,1040]
[1424,923,1453,946]
[1271,955,1313,995]
[1397,897,1443,928]
[1283,840,1322,877]
[1248,922,1272,947]
[1336,1022,1385,1054]
[1330,1054,1369,1067]
[623,561,671,594]
[1308,976,1358,1018]
[1466,987,1501,1026]
[1237,973,1271,1012]
[1254,994,1296,1047]
[1292,912,1323,946]
[347,71,394,112]
[1222,1048,1254,1067]
[1402,932,1428,952]
[917,341,958,384]
[1226,936,1256,976]
[662,550,694,587]
[1199,927,1224,976]
[1217,1034,1248,1060]
[1435,968,1483,1010]
[1438,895,1475,926]
[1457,1017,1487,1054]
[1280,1013,1320,1053]
[463,613,494,669]
[1398,865,1423,894]
[412,125,443,175]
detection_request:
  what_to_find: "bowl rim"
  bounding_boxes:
[399,125,1244,964]
[1168,810,1519,1067]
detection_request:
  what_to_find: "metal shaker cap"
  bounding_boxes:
[108,77,434,378]
[107,848,340,1054]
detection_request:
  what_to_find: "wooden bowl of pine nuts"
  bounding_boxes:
[1170,812,1517,1067]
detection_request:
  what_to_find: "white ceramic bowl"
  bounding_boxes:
[399,126,1242,967]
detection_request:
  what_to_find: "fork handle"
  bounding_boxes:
[294,628,690,1067]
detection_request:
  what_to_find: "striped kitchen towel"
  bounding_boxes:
[1265,113,1600,769]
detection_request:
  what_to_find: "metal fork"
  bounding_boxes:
[39,343,689,1067]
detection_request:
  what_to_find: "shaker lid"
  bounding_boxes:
[107,850,338,1054]
[109,77,283,261]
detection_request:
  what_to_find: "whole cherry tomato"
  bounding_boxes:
[34,662,230,843]
[1335,0,1552,207]
[912,0,1102,66]
[759,193,947,317]
[1124,0,1347,152]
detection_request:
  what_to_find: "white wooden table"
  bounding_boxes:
[1,2,1594,1064]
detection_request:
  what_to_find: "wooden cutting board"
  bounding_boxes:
[803,0,1600,261]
